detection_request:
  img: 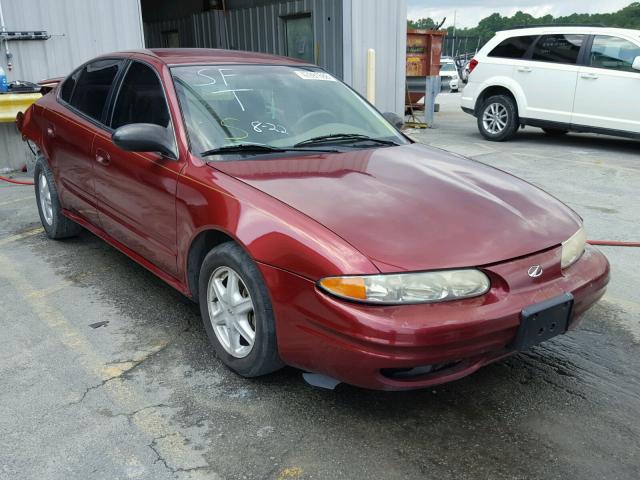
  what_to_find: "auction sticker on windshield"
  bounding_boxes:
[294,71,336,81]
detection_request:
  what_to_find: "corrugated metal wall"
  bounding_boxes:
[227,0,343,78]
[144,10,227,50]
[343,0,407,115]
[0,0,144,82]
[144,0,343,79]
[0,0,145,171]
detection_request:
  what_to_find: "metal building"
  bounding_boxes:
[142,0,407,115]
[0,0,145,170]
[0,0,407,171]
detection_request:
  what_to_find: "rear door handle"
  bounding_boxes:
[517,67,532,73]
[95,149,111,166]
[580,73,599,80]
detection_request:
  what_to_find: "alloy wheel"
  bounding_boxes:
[38,172,53,226]
[482,103,509,135]
[206,266,256,358]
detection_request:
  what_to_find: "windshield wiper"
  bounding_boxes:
[294,133,400,148]
[201,143,340,157]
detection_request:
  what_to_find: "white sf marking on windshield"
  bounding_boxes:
[194,69,217,86]
[218,68,246,112]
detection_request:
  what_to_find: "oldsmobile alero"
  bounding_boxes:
[17,49,610,390]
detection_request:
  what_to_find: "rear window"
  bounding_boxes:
[531,34,585,64]
[488,36,537,59]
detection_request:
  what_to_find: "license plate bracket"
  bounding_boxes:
[511,293,574,351]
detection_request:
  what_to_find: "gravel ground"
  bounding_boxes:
[1,93,639,480]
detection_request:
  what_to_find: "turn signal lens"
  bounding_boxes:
[318,270,490,305]
[318,277,367,301]
[561,227,587,269]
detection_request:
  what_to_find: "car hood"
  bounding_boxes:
[210,144,581,273]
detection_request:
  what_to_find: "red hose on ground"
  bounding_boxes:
[589,240,640,248]
[1,174,639,248]
[0,175,34,186]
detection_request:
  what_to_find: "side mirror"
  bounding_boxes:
[382,112,404,130]
[633,56,640,71]
[112,123,177,159]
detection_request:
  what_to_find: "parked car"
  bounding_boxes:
[461,26,640,141]
[440,58,460,92]
[18,49,609,390]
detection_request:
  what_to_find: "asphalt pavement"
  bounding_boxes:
[1,94,639,480]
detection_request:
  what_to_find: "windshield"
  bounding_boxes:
[171,65,408,156]
[441,63,456,72]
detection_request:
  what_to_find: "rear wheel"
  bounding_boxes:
[34,155,82,239]
[198,242,283,378]
[477,95,519,142]
[542,128,569,136]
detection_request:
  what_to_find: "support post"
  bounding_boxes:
[366,48,376,104]
[423,75,440,127]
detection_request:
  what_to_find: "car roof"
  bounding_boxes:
[114,48,313,67]
[497,26,640,38]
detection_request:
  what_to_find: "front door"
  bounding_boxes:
[515,34,584,124]
[572,34,640,134]
[93,61,182,277]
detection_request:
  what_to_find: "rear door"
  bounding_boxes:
[44,59,125,226]
[92,60,182,277]
[514,33,585,124]
[572,34,640,134]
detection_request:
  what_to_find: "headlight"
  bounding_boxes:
[318,270,490,305]
[561,227,587,269]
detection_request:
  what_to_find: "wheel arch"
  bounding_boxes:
[186,227,244,303]
[474,81,523,118]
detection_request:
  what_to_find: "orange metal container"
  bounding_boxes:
[406,29,446,77]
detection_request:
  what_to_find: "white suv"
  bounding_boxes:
[461,26,640,141]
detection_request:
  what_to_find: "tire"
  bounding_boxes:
[542,128,569,136]
[34,154,82,239]
[198,242,283,378]
[477,94,519,142]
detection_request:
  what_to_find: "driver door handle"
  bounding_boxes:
[95,149,111,166]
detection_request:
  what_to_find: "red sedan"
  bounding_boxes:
[18,49,609,390]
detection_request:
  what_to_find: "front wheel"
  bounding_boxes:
[477,95,519,142]
[198,242,283,378]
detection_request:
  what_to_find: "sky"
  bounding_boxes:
[407,0,634,28]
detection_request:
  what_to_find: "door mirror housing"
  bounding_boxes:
[632,56,640,71]
[112,123,177,159]
[382,112,404,130]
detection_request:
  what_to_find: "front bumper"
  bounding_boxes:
[259,246,609,391]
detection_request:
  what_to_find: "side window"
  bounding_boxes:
[60,69,80,103]
[531,34,585,64]
[111,62,171,130]
[488,36,537,59]
[590,35,640,72]
[69,59,123,122]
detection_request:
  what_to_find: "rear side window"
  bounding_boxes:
[111,62,171,130]
[590,35,640,72]
[488,35,537,59]
[60,70,80,103]
[531,34,585,64]
[68,59,123,122]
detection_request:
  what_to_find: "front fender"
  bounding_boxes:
[176,162,380,285]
